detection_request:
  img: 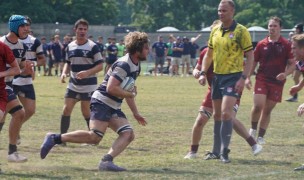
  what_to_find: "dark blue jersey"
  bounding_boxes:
[172,42,183,58]
[182,42,191,55]
[51,43,62,60]
[107,44,118,61]
[152,41,168,57]
[190,43,199,58]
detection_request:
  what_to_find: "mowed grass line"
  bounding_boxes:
[0,69,304,179]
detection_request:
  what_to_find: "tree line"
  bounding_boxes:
[0,0,303,32]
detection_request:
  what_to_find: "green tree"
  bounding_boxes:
[0,0,119,25]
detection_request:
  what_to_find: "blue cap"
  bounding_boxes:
[8,15,28,37]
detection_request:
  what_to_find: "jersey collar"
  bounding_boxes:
[220,20,237,32]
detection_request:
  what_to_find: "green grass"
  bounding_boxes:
[1,64,304,179]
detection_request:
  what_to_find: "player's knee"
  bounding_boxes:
[62,105,73,115]
[26,108,35,117]
[252,105,263,113]
[117,125,134,142]
[195,115,209,128]
[120,130,135,143]
[89,129,104,144]
[10,105,25,120]
[15,110,25,121]
[221,111,232,120]
[213,112,221,120]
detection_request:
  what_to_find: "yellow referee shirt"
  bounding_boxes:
[208,21,253,74]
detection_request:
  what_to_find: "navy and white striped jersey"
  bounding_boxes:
[0,36,26,84]
[92,53,140,109]
[20,35,43,62]
[13,35,43,86]
[66,39,103,93]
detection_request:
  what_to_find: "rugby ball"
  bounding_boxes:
[120,77,135,91]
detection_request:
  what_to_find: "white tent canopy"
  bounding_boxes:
[157,26,179,32]
[248,26,267,31]
[201,27,211,32]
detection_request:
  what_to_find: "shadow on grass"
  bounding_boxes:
[235,159,292,166]
[294,143,304,147]
[0,172,71,180]
[129,167,207,175]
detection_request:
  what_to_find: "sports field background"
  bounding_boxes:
[0,62,304,179]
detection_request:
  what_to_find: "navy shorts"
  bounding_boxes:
[212,72,242,100]
[5,84,17,102]
[64,88,92,101]
[13,84,36,100]
[90,99,126,122]
[106,58,117,65]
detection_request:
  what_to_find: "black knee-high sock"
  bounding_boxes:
[85,118,90,130]
[212,120,222,155]
[8,144,17,155]
[60,115,70,134]
[221,120,233,150]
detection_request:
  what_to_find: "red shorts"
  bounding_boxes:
[254,79,283,102]
[201,87,213,108]
[0,93,8,113]
[201,87,240,111]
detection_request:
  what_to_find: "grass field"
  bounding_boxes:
[1,63,304,179]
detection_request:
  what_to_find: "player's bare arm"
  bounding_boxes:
[199,48,213,86]
[60,63,70,83]
[76,62,103,80]
[276,58,296,81]
[0,60,20,78]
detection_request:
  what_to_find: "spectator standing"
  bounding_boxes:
[171,37,184,76]
[181,37,191,77]
[152,35,168,76]
[116,39,126,58]
[50,35,64,76]
[105,38,118,73]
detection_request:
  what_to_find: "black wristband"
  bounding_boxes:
[200,71,206,76]
[241,74,247,80]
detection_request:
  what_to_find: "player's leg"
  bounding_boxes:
[7,98,27,162]
[185,88,213,159]
[211,99,223,157]
[0,111,5,132]
[107,117,134,158]
[40,101,110,159]
[257,99,277,144]
[60,97,78,134]
[16,84,36,124]
[255,81,281,144]
[40,120,108,159]
[185,106,212,159]
[98,116,132,172]
[220,96,237,163]
[249,94,267,137]
[232,101,263,156]
[18,96,35,124]
[80,100,91,130]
